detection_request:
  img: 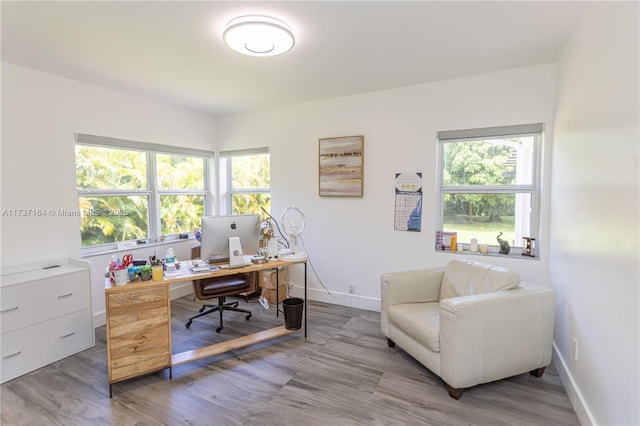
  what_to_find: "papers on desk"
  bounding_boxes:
[189,265,220,273]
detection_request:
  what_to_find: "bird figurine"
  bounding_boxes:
[496,232,510,254]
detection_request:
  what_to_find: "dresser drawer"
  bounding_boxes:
[1,308,94,383]
[1,271,90,334]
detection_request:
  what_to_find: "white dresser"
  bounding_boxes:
[1,258,94,383]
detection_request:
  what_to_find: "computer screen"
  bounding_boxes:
[200,214,260,262]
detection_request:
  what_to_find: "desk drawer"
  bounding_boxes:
[1,271,90,333]
[108,328,171,383]
[1,308,94,383]
[106,285,171,383]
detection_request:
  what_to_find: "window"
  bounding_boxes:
[75,134,212,249]
[220,148,270,215]
[437,124,542,251]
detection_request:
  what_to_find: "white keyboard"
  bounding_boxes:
[189,265,219,273]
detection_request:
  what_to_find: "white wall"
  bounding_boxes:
[1,62,217,323]
[217,64,556,310]
[551,3,639,425]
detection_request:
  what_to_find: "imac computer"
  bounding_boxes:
[200,214,260,264]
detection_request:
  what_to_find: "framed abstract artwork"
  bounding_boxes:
[319,135,364,197]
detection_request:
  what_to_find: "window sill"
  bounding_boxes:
[81,236,197,258]
[435,248,539,260]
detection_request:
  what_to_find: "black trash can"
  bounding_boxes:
[282,297,304,330]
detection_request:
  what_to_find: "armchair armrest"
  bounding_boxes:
[381,268,445,308]
[439,283,556,389]
[381,268,444,338]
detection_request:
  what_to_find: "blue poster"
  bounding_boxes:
[394,173,423,232]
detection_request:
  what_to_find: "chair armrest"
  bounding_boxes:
[439,283,556,389]
[381,268,445,309]
[380,268,444,338]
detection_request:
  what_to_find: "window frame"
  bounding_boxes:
[75,133,213,253]
[219,147,271,215]
[436,123,543,255]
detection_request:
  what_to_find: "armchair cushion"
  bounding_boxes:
[380,268,443,339]
[388,302,440,352]
[439,259,521,300]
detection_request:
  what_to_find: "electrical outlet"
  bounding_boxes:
[348,284,355,294]
[572,338,579,360]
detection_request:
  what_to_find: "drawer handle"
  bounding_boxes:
[2,351,22,359]
[60,331,76,339]
[57,292,73,299]
[0,306,19,313]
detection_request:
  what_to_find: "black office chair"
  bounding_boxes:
[185,273,254,333]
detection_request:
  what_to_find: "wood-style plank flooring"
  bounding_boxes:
[1,296,579,425]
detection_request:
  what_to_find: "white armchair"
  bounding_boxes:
[381,259,555,399]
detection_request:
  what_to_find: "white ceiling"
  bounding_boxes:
[1,1,589,116]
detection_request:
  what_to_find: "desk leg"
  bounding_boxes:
[304,262,307,338]
[276,267,280,318]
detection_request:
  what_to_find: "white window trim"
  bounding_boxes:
[75,134,214,254]
[436,123,543,258]
[219,147,270,215]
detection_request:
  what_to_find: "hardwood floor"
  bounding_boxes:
[1,296,579,425]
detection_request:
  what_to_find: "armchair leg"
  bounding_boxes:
[386,338,396,348]
[445,383,464,400]
[529,367,546,378]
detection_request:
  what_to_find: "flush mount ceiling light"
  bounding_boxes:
[223,15,295,57]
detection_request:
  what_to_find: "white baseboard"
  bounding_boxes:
[552,341,595,426]
[170,281,195,300]
[288,285,380,312]
[95,284,376,327]
[93,311,106,328]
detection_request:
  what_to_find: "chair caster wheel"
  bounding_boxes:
[216,326,223,333]
[245,314,252,320]
[185,321,192,328]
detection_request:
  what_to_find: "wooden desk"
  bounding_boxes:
[104,258,306,397]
